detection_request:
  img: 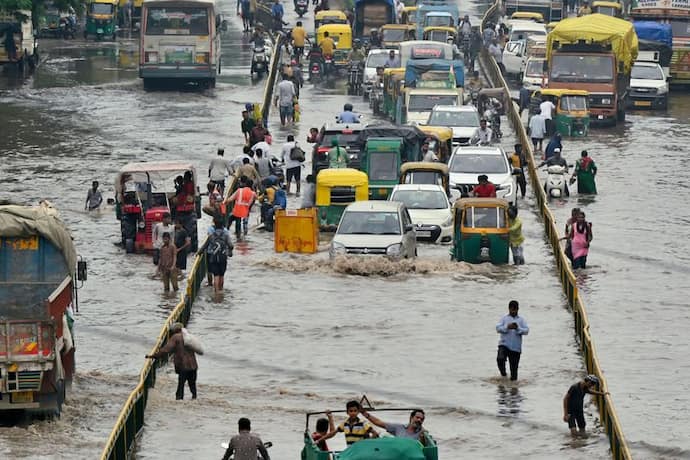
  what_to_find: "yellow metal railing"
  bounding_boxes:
[479,4,632,459]
[99,250,207,460]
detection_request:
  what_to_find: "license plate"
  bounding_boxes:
[97,28,103,33]
[416,231,431,238]
[11,391,34,403]
[634,100,652,107]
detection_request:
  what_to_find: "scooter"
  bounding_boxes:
[295,0,309,17]
[543,164,570,198]
[251,46,267,77]
[347,61,364,96]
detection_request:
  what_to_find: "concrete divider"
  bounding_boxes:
[479,3,632,459]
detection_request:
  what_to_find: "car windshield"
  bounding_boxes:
[525,59,544,76]
[382,29,406,41]
[337,211,401,235]
[450,153,508,174]
[146,7,209,35]
[391,190,448,209]
[632,65,664,80]
[409,94,458,111]
[427,109,479,127]
[369,152,398,181]
[91,3,113,14]
[366,52,391,68]
[321,132,360,147]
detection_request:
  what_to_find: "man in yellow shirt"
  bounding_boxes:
[320,31,335,58]
[291,21,309,63]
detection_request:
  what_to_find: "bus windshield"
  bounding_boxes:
[146,7,209,35]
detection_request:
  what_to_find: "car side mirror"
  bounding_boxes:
[404,224,414,233]
[77,258,88,281]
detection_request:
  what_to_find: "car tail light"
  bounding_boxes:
[145,51,158,63]
[317,147,329,154]
[195,52,209,64]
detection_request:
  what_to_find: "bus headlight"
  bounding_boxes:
[196,52,209,64]
[145,51,158,63]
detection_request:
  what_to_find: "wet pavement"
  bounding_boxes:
[0,1,687,459]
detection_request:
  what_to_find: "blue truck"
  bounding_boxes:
[0,204,85,416]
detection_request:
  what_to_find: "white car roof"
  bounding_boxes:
[509,21,547,32]
[431,105,479,113]
[633,61,661,68]
[392,184,447,193]
[345,200,403,212]
[452,145,506,156]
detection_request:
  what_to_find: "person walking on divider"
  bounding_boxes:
[495,300,529,381]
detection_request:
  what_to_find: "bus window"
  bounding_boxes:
[146,7,209,35]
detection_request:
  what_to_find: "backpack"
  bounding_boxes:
[290,143,305,162]
[206,230,228,264]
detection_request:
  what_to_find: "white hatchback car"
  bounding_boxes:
[426,105,481,146]
[390,184,453,243]
[330,201,417,259]
[448,146,517,204]
[363,49,396,99]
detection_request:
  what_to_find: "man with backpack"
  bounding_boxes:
[198,219,234,293]
[280,134,304,196]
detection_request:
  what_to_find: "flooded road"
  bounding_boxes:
[0,1,684,459]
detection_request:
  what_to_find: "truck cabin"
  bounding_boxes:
[548,41,617,84]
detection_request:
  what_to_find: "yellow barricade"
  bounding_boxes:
[479,3,632,459]
[274,208,319,254]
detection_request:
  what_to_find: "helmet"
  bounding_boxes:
[344,103,353,111]
[371,28,378,34]
[354,38,361,46]
[584,375,600,387]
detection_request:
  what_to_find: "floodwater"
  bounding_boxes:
[0,2,684,460]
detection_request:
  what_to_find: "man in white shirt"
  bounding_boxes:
[422,141,438,162]
[152,212,174,274]
[474,118,493,145]
[488,40,505,74]
[274,74,296,127]
[251,140,271,158]
[539,97,556,136]
[208,148,233,194]
[280,134,303,196]
[528,108,547,152]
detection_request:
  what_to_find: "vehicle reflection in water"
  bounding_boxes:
[496,384,524,418]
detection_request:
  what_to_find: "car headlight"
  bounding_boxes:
[601,98,612,105]
[330,241,346,257]
[442,215,453,227]
[500,183,513,197]
[386,243,402,257]
[657,85,668,95]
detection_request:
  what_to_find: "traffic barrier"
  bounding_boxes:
[256,0,287,124]
[479,4,632,460]
[274,208,320,254]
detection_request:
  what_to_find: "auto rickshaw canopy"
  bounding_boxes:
[314,10,348,29]
[381,24,416,44]
[510,11,544,22]
[399,161,449,177]
[419,125,453,143]
[316,168,369,206]
[592,1,623,15]
[316,23,353,49]
[453,198,510,232]
[401,6,417,24]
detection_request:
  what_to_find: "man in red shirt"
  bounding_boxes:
[473,174,497,198]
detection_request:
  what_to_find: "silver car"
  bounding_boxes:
[329,201,417,259]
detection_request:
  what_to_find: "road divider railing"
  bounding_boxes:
[99,252,207,460]
[256,1,287,124]
[479,4,632,460]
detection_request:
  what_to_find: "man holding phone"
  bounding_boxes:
[495,300,529,381]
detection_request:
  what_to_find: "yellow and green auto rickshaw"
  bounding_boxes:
[422,26,456,43]
[399,162,450,196]
[316,168,369,229]
[418,125,453,163]
[592,1,623,17]
[314,10,348,31]
[85,0,118,40]
[380,24,416,48]
[451,198,510,264]
[540,88,590,137]
[383,67,405,121]
[316,23,352,68]
[401,6,418,25]
[510,11,545,22]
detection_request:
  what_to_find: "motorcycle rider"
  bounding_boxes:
[347,38,366,63]
[251,27,266,50]
[473,118,493,145]
[369,28,382,48]
[291,21,310,62]
[467,70,483,93]
[457,15,472,36]
[337,103,360,123]
[320,31,336,75]
[539,148,568,169]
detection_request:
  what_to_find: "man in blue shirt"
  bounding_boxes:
[271,0,284,32]
[337,103,360,123]
[496,300,529,381]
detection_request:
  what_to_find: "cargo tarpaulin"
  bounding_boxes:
[547,13,639,73]
[633,21,672,48]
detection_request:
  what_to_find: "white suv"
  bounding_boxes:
[330,201,417,259]
[448,146,517,204]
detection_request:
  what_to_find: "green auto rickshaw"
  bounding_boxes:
[84,0,118,40]
[363,137,404,200]
[451,198,510,264]
[316,168,369,230]
[540,88,590,137]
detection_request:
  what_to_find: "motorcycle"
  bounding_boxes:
[59,17,77,39]
[370,81,384,114]
[308,49,323,83]
[543,164,570,198]
[323,55,335,80]
[251,46,267,77]
[483,106,502,142]
[347,61,364,96]
[295,0,308,17]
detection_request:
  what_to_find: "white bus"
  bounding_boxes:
[139,0,225,89]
